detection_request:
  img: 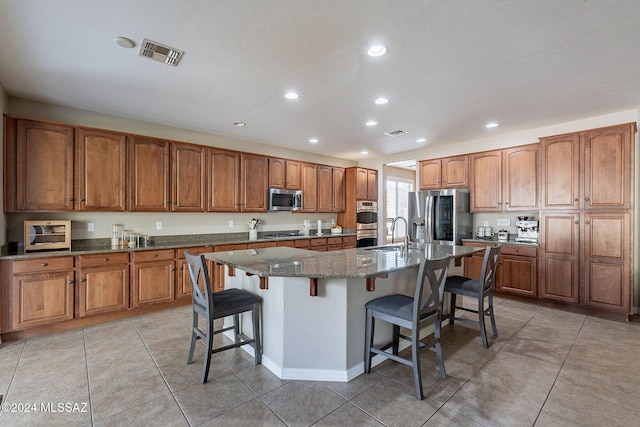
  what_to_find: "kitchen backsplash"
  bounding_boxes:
[472,211,538,235]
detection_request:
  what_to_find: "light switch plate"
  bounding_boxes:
[497,218,510,226]
[229,220,234,227]
[87,222,95,232]
[156,221,162,230]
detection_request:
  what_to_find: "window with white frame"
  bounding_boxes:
[386,177,413,242]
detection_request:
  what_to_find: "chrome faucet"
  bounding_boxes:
[391,216,410,255]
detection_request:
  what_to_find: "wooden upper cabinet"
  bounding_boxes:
[207,148,241,212]
[470,150,502,212]
[240,153,268,212]
[316,165,346,212]
[354,167,377,201]
[540,133,581,210]
[171,143,206,212]
[129,136,170,212]
[583,124,634,210]
[14,119,75,211]
[442,156,469,188]
[268,158,302,190]
[332,167,346,212]
[419,156,468,190]
[419,160,441,190]
[502,144,539,211]
[76,128,127,211]
[301,162,318,212]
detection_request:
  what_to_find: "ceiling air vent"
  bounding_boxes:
[138,38,184,66]
[384,129,408,137]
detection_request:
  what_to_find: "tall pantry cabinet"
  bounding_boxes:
[539,123,635,316]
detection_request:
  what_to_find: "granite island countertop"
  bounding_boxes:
[204,244,482,279]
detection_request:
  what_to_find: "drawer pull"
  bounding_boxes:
[41,263,48,267]
[154,254,159,257]
[103,258,109,262]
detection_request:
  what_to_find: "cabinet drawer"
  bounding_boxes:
[327,237,342,245]
[214,243,248,252]
[178,246,213,258]
[310,238,327,247]
[78,252,129,268]
[132,249,174,263]
[500,245,537,257]
[12,256,74,274]
[342,235,356,245]
[294,239,310,248]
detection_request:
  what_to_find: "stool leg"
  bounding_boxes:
[252,304,262,364]
[364,310,374,373]
[201,316,214,383]
[187,310,198,364]
[392,325,400,355]
[449,293,457,324]
[411,327,423,400]
[434,316,446,380]
[233,313,241,344]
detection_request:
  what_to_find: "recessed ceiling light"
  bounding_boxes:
[361,150,369,155]
[366,120,378,126]
[485,122,499,128]
[367,45,387,57]
[285,91,300,100]
[232,121,246,127]
[114,36,135,48]
[416,138,426,143]
[374,97,389,105]
[309,138,319,144]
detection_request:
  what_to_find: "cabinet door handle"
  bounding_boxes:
[41,263,48,267]
[67,198,74,202]
[79,278,86,282]
[67,279,74,284]
[574,221,579,224]
[585,197,590,202]
[574,198,579,202]
[80,198,86,202]
[514,248,519,253]
[505,202,509,205]
[585,221,590,224]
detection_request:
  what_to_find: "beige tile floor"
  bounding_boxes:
[1,296,639,426]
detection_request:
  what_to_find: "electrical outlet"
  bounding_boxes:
[87,222,94,232]
[229,220,234,227]
[497,218,510,226]
[156,221,162,230]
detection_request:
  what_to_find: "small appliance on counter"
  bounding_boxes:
[497,229,509,241]
[515,219,539,243]
[24,220,72,252]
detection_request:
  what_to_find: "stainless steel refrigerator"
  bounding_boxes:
[408,189,472,245]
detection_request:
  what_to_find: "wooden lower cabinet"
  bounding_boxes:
[176,246,214,300]
[342,235,357,249]
[9,256,75,331]
[539,213,580,303]
[498,245,537,297]
[77,252,129,317]
[131,249,175,307]
[463,242,537,298]
[213,244,248,292]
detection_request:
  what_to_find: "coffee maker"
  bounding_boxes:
[515,219,539,243]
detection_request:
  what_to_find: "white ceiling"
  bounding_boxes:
[1,0,639,161]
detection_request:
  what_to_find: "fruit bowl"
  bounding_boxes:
[330,228,342,234]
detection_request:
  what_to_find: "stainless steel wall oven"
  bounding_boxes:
[356,201,377,247]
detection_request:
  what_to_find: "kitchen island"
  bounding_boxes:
[204,244,481,382]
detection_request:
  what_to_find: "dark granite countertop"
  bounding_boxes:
[461,237,538,246]
[0,230,356,260]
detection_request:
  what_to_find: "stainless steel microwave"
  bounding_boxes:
[268,188,303,211]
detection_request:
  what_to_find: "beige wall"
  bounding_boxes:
[4,98,357,242]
